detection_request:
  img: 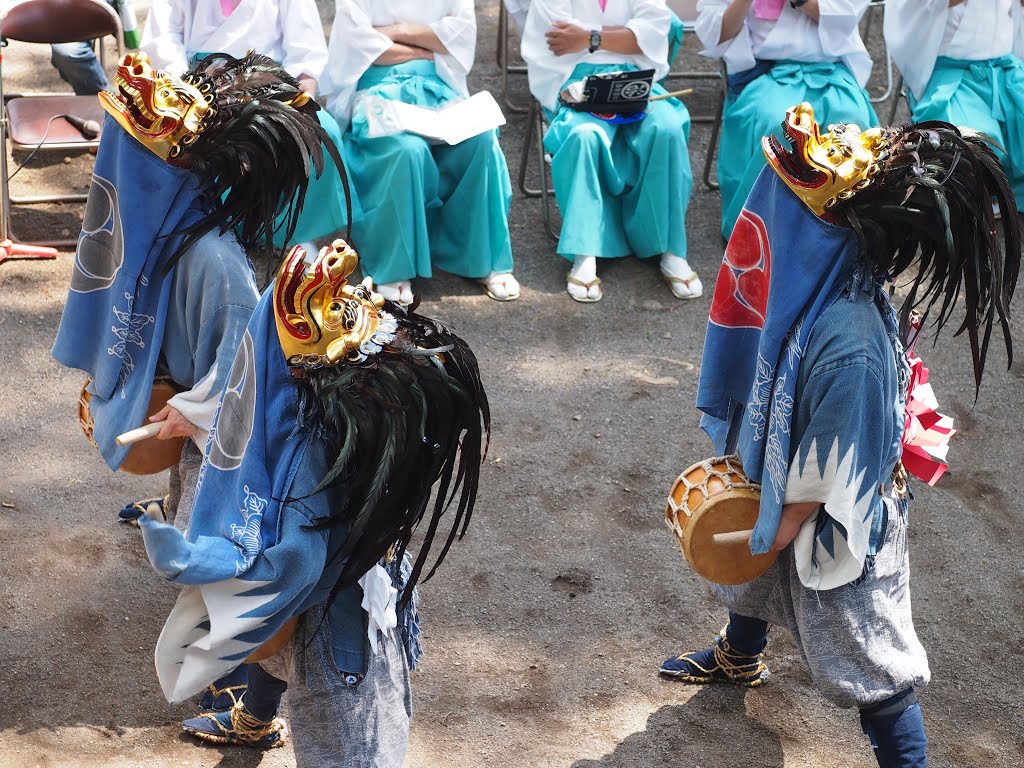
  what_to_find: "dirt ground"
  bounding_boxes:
[1,3,1023,767]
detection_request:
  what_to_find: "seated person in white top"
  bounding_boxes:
[141,0,352,253]
[521,0,699,303]
[885,0,1024,212]
[696,0,877,240]
[320,0,519,307]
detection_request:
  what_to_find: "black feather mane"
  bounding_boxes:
[292,301,490,607]
[164,52,352,272]
[834,121,1021,393]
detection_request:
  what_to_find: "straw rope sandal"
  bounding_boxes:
[182,701,288,749]
[660,625,770,687]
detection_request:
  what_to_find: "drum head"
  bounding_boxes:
[684,489,778,585]
[119,382,185,475]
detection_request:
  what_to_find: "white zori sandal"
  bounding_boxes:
[478,271,521,301]
[566,255,602,302]
[660,253,703,300]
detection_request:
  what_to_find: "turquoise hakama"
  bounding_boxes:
[343,61,513,285]
[718,61,877,240]
[909,55,1024,212]
[544,63,692,261]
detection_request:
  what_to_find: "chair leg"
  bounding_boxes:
[537,110,558,242]
[517,101,542,198]
[499,4,529,114]
[887,73,906,125]
[496,1,506,69]
[702,78,725,191]
[0,61,58,261]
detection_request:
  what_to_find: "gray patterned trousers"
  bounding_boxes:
[260,607,413,768]
[713,497,931,708]
[166,439,203,533]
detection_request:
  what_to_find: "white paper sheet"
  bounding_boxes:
[360,90,507,145]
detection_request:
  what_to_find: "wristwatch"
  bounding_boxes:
[790,0,809,7]
[588,29,602,53]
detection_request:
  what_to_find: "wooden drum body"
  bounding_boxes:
[665,455,777,586]
[78,379,185,475]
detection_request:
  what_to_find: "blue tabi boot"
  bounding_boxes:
[197,666,250,711]
[118,496,167,526]
[182,702,287,749]
[660,613,771,687]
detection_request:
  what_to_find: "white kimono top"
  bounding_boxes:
[884,0,1024,99]
[140,0,329,80]
[521,0,672,111]
[320,0,477,129]
[695,0,872,87]
[506,0,531,32]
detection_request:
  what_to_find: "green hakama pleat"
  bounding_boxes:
[343,61,513,285]
[544,63,692,261]
[718,60,877,240]
[910,55,1024,212]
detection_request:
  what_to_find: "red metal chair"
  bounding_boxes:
[0,0,122,260]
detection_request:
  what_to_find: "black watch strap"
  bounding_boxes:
[588,29,601,53]
[790,0,809,7]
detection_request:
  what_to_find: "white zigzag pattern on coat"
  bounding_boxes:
[785,437,878,591]
[154,578,279,703]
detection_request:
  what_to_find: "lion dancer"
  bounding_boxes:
[660,104,1020,766]
[51,51,347,734]
[136,239,489,764]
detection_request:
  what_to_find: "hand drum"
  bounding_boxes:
[665,456,777,585]
[78,379,185,475]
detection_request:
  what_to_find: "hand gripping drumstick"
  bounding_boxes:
[116,422,163,446]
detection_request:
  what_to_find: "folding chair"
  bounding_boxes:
[861,0,895,104]
[0,0,122,259]
[496,0,529,114]
[516,100,558,241]
[887,72,907,124]
[664,0,724,190]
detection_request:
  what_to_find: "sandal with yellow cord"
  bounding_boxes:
[661,268,703,300]
[660,624,770,687]
[182,701,287,749]
[566,274,602,303]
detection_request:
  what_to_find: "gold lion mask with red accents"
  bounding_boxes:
[99,51,217,161]
[762,102,892,216]
[274,240,399,368]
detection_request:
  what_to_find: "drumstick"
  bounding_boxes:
[712,529,754,546]
[116,422,163,446]
[649,88,694,102]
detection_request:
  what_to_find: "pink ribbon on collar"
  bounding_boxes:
[597,0,608,11]
[221,0,242,18]
[901,315,956,486]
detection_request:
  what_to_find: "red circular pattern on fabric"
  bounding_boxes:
[709,209,772,329]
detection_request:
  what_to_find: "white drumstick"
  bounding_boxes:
[649,88,694,102]
[116,421,162,446]
[712,529,754,546]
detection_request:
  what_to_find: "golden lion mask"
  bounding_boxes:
[762,102,890,216]
[275,240,398,368]
[98,51,216,161]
